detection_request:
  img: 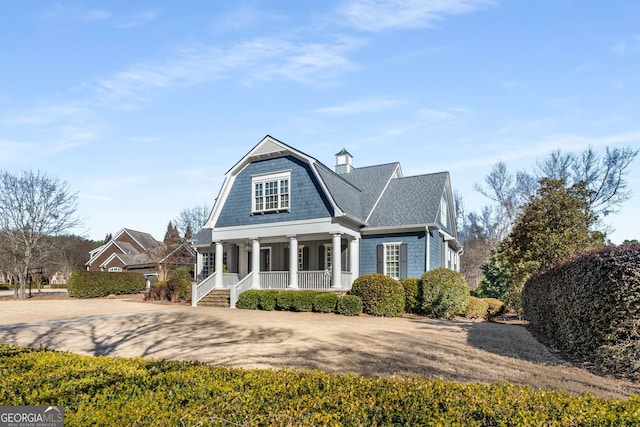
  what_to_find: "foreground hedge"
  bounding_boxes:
[522,244,640,380]
[0,345,638,426]
[68,271,146,298]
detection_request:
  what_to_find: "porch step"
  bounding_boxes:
[198,289,230,308]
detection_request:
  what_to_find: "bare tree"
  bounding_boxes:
[0,171,81,299]
[174,204,211,240]
[536,146,638,217]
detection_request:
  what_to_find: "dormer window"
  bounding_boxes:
[252,171,291,214]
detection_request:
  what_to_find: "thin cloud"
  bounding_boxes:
[78,10,112,23]
[115,10,157,29]
[612,35,640,56]
[0,140,35,164]
[337,0,495,31]
[90,35,361,107]
[315,97,406,115]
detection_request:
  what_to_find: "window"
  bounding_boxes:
[108,267,122,273]
[324,244,332,271]
[298,245,304,271]
[202,252,214,277]
[252,171,291,214]
[384,243,400,280]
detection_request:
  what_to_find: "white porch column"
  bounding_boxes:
[289,236,299,289]
[251,238,260,289]
[331,233,342,289]
[196,252,204,280]
[349,238,359,283]
[214,242,223,288]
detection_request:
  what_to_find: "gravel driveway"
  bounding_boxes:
[0,297,638,398]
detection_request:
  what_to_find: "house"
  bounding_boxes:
[192,135,462,307]
[86,228,195,282]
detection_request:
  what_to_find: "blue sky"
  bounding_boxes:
[1,1,638,243]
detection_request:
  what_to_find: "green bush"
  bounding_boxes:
[465,296,489,320]
[349,273,405,317]
[313,292,338,313]
[171,267,192,282]
[292,290,316,312]
[483,298,505,318]
[276,291,295,310]
[67,271,145,298]
[1,344,638,426]
[401,278,420,313]
[259,290,278,311]
[522,244,640,380]
[336,295,363,316]
[421,268,470,319]
[236,290,261,310]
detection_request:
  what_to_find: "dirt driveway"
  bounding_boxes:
[0,297,638,399]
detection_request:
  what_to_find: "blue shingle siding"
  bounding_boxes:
[216,156,333,228]
[360,232,426,279]
[429,230,442,269]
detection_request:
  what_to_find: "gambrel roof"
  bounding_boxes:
[204,135,458,243]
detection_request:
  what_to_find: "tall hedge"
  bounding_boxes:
[522,244,640,380]
[421,268,470,318]
[349,273,405,317]
[67,271,145,298]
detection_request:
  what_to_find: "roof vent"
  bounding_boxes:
[334,148,353,174]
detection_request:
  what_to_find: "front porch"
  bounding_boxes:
[192,233,358,307]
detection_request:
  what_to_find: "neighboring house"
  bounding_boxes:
[192,135,462,307]
[86,228,195,282]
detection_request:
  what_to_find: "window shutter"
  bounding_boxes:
[303,247,309,270]
[319,245,325,270]
[399,243,408,279]
[284,247,289,270]
[376,244,384,274]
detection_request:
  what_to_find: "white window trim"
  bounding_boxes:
[298,245,305,271]
[440,195,448,226]
[251,170,291,214]
[383,242,402,280]
[108,266,122,273]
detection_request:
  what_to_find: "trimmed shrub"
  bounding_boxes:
[349,273,405,317]
[421,268,470,319]
[1,344,639,426]
[336,295,363,316]
[68,271,145,298]
[276,291,296,310]
[465,296,489,320]
[522,244,640,380]
[236,290,261,310]
[166,277,184,303]
[401,278,420,313]
[259,290,278,311]
[483,298,505,318]
[313,292,339,313]
[291,290,316,312]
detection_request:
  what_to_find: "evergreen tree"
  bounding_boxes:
[163,221,180,246]
[184,225,193,242]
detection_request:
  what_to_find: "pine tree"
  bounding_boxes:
[163,221,180,246]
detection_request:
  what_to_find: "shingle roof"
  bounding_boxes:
[122,228,162,251]
[340,163,400,220]
[366,172,449,228]
[314,163,363,219]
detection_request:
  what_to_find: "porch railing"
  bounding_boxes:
[298,270,331,289]
[192,272,218,307]
[230,272,255,308]
[259,271,289,289]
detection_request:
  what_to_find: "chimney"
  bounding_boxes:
[334,148,353,174]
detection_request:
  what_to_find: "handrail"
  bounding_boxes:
[192,272,217,307]
[230,272,254,309]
